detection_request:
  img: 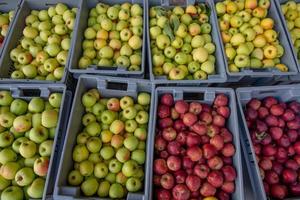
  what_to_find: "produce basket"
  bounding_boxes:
[54,75,154,200]
[0,84,72,200]
[147,0,227,86]
[0,0,82,84]
[0,0,22,56]
[212,0,299,84]
[69,0,147,79]
[236,84,300,200]
[275,0,300,83]
[148,86,243,199]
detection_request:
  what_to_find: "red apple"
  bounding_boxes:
[210,135,224,151]
[200,182,216,197]
[214,94,228,107]
[158,104,171,118]
[161,93,174,106]
[222,165,237,181]
[167,155,181,171]
[172,184,190,200]
[194,164,210,179]
[186,146,202,162]
[186,175,201,192]
[175,100,189,114]
[208,156,224,170]
[161,173,175,189]
[154,159,168,175]
[207,171,224,188]
[203,144,217,159]
[189,102,202,115]
[167,141,181,155]
[162,127,177,141]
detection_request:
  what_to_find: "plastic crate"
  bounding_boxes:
[147,0,227,86]
[0,0,82,84]
[212,0,299,84]
[0,84,72,200]
[274,0,300,83]
[69,0,147,79]
[0,0,22,56]
[54,75,154,200]
[148,86,244,200]
[236,84,300,200]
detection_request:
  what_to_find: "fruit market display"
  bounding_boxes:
[0,90,62,199]
[0,11,14,47]
[281,1,300,63]
[78,3,143,71]
[67,89,151,198]
[9,3,76,81]
[149,4,217,80]
[153,93,237,199]
[245,96,300,199]
[215,0,288,72]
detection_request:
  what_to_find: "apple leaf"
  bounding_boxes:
[163,22,175,41]
[155,7,167,17]
[170,15,180,32]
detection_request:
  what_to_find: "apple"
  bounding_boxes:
[27,178,45,198]
[1,186,24,200]
[15,167,35,186]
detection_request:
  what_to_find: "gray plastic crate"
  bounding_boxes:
[147,0,227,86]
[236,84,300,200]
[212,0,299,83]
[148,87,244,200]
[274,0,300,83]
[0,0,82,84]
[0,84,72,200]
[0,0,22,56]
[69,0,147,79]
[54,75,154,200]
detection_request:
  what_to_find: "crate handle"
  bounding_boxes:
[97,79,137,93]
[161,0,195,6]
[10,88,50,98]
[182,92,204,101]
[0,3,8,6]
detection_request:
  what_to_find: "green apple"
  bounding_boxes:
[29,126,48,143]
[79,160,94,177]
[41,109,58,128]
[116,147,130,163]
[39,140,53,157]
[12,137,29,153]
[110,120,124,134]
[73,144,89,162]
[131,149,145,164]
[81,177,99,196]
[86,137,102,153]
[0,162,21,180]
[109,183,124,198]
[27,178,45,198]
[97,180,110,197]
[0,174,11,190]
[109,159,122,173]
[0,148,17,165]
[19,141,37,158]
[13,115,31,133]
[68,170,83,186]
[94,162,108,178]
[0,131,14,147]
[100,146,115,160]
[126,177,142,192]
[1,186,24,200]
[15,167,35,186]
[122,160,139,177]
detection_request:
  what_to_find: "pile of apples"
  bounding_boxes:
[0,11,14,47]
[153,93,237,200]
[9,3,76,81]
[216,0,288,72]
[67,89,151,198]
[281,1,300,62]
[0,90,62,200]
[245,97,300,199]
[150,4,216,80]
[78,3,143,71]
